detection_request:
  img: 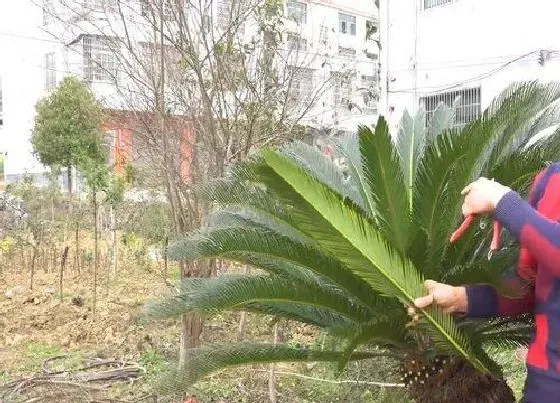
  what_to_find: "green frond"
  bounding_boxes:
[491,129,560,192]
[243,302,359,329]
[483,81,560,168]
[359,119,410,252]
[412,129,473,274]
[167,227,383,312]
[418,82,560,269]
[143,275,372,325]
[396,109,427,211]
[155,343,387,393]
[197,179,293,227]
[442,250,520,297]
[261,148,489,373]
[282,141,365,210]
[468,314,533,334]
[225,252,330,285]
[207,208,310,244]
[333,133,378,220]
[336,317,408,372]
[426,101,457,142]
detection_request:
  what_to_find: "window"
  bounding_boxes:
[339,12,356,36]
[287,1,307,24]
[287,33,307,52]
[141,0,179,20]
[420,87,481,128]
[83,0,118,12]
[361,75,376,89]
[83,35,118,82]
[319,25,329,45]
[43,0,54,25]
[45,53,56,90]
[289,67,314,103]
[140,42,180,78]
[217,0,231,26]
[216,0,246,35]
[338,46,356,59]
[332,71,356,109]
[423,0,453,10]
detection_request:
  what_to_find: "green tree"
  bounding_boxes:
[32,76,106,195]
[145,82,560,402]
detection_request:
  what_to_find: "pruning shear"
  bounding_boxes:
[450,214,501,260]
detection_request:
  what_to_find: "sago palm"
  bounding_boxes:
[145,81,560,402]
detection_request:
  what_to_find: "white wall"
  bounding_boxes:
[384,0,560,128]
[0,1,47,179]
[0,0,379,180]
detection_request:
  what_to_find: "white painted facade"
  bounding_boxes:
[0,0,379,184]
[381,0,560,129]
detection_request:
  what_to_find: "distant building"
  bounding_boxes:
[0,0,380,187]
[380,0,560,130]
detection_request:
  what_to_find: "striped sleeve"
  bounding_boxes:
[464,170,545,318]
[494,168,560,277]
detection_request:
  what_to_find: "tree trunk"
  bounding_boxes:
[75,222,80,275]
[179,261,212,367]
[110,205,117,277]
[20,246,25,274]
[163,236,168,279]
[29,247,37,291]
[59,246,69,302]
[92,193,98,320]
[67,166,72,195]
[268,323,278,403]
[179,312,204,368]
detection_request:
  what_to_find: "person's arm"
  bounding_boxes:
[463,170,546,318]
[494,189,560,278]
[464,254,535,318]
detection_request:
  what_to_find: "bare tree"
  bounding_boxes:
[42,0,346,362]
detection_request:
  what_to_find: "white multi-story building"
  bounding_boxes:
[0,0,379,185]
[380,0,560,130]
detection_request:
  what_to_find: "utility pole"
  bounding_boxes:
[378,0,389,117]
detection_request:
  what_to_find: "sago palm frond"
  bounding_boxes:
[155,343,391,394]
[359,120,411,252]
[396,108,428,212]
[143,275,374,323]
[425,100,457,142]
[483,81,560,167]
[144,81,560,394]
[242,302,359,329]
[168,227,383,312]
[333,133,378,220]
[260,148,489,372]
[282,141,365,211]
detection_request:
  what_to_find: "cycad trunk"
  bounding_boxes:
[179,260,212,367]
[407,359,515,403]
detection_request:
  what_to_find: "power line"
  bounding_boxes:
[389,50,560,94]
[0,30,62,44]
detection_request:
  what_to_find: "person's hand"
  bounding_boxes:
[461,177,510,216]
[413,280,468,314]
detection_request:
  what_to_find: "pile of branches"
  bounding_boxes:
[0,355,149,403]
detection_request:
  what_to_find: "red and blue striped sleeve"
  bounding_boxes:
[464,170,546,318]
[494,164,560,277]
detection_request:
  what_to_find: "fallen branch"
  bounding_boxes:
[255,369,405,388]
[1,356,147,401]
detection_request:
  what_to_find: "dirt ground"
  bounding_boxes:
[0,257,186,401]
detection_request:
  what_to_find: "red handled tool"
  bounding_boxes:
[450,214,501,260]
